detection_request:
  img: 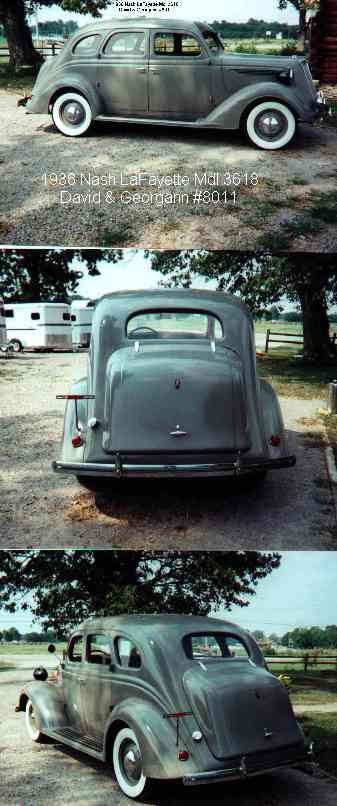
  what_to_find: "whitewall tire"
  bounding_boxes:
[52,92,92,137]
[245,101,296,150]
[25,699,44,743]
[113,727,151,799]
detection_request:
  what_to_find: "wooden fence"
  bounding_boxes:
[0,42,64,61]
[265,328,337,353]
[266,654,337,671]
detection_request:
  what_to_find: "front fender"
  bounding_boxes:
[104,699,197,780]
[27,72,102,117]
[57,376,88,464]
[204,81,308,130]
[17,682,66,734]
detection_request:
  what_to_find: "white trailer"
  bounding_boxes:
[70,300,94,349]
[4,302,72,352]
[0,297,7,346]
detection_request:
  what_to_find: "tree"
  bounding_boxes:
[148,251,337,363]
[0,551,280,635]
[278,0,319,47]
[252,629,265,640]
[0,248,121,301]
[0,0,111,70]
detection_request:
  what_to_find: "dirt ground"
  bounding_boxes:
[0,92,337,250]
[1,656,337,806]
[1,352,336,550]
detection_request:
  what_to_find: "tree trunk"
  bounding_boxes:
[297,7,307,52]
[0,0,42,70]
[297,283,335,363]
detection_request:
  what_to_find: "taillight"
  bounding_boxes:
[270,435,281,447]
[178,750,189,761]
[72,435,83,448]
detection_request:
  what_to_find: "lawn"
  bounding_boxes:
[256,349,335,399]
[0,642,66,655]
[285,671,337,706]
[298,713,337,776]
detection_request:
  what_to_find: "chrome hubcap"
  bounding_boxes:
[255,110,288,141]
[121,741,142,784]
[62,101,85,126]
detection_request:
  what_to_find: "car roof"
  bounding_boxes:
[72,18,213,36]
[79,614,242,635]
[96,288,252,319]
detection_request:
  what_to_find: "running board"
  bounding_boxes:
[47,725,104,760]
[95,114,205,127]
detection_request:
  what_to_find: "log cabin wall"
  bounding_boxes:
[310,0,337,84]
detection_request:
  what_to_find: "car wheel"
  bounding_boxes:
[52,92,92,137]
[113,727,153,800]
[245,101,296,150]
[10,339,22,353]
[25,699,45,743]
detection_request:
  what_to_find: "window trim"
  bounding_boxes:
[125,308,224,340]
[151,30,207,60]
[182,631,251,661]
[114,635,142,670]
[85,632,112,666]
[72,33,102,56]
[101,28,148,60]
[67,632,84,663]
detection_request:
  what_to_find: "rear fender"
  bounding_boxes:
[47,75,102,117]
[17,682,66,734]
[104,698,197,779]
[58,377,88,464]
[204,82,302,129]
[259,379,289,459]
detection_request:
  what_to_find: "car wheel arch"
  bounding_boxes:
[48,86,99,117]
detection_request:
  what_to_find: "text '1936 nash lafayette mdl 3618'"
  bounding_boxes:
[52,289,295,490]
[24,18,327,149]
[16,615,311,800]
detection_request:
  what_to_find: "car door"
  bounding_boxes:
[149,29,213,119]
[97,29,149,115]
[82,632,116,742]
[62,633,87,734]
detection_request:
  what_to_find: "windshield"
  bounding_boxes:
[203,31,224,52]
[126,310,223,340]
[183,633,250,660]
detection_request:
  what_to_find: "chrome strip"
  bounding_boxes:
[52,455,296,477]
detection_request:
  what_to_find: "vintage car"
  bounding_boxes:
[24,18,326,149]
[52,289,295,489]
[16,615,311,800]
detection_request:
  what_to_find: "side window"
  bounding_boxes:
[87,634,112,665]
[154,32,202,57]
[115,637,141,669]
[31,312,40,321]
[104,31,146,57]
[5,309,14,318]
[63,313,70,321]
[68,634,84,662]
[73,34,101,55]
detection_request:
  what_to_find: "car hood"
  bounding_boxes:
[215,52,305,71]
[183,661,303,760]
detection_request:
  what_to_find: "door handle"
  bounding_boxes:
[135,67,146,73]
[149,68,159,74]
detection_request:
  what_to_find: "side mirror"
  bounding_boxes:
[48,644,56,654]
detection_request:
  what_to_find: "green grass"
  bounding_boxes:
[284,671,337,705]
[257,349,335,399]
[298,713,337,776]
[0,642,66,655]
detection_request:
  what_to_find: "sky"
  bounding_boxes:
[1,552,336,636]
[30,1,297,26]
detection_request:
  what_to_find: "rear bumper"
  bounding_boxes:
[183,745,309,786]
[52,454,296,479]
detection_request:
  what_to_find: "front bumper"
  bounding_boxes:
[183,743,309,786]
[52,454,296,479]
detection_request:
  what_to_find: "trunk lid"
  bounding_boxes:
[183,660,302,759]
[102,341,250,453]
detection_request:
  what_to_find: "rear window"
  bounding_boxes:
[183,633,250,660]
[31,312,40,321]
[5,309,14,318]
[203,31,224,52]
[73,34,101,54]
[126,310,223,340]
[63,312,71,321]
[115,637,142,669]
[104,31,146,56]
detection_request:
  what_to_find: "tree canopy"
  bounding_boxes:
[0,248,120,301]
[0,551,280,635]
[148,251,337,362]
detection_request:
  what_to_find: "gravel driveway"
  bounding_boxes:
[1,352,336,549]
[0,92,337,250]
[2,660,337,806]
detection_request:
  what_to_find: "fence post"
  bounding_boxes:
[327,381,337,414]
[265,328,270,353]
